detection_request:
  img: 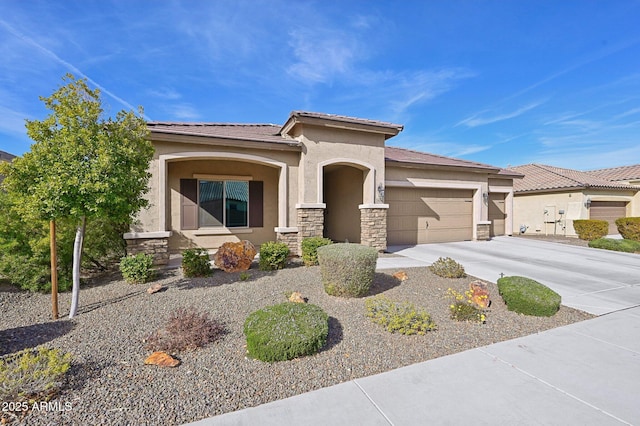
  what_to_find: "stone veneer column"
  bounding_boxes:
[276,231,300,256]
[360,206,388,252]
[296,207,325,255]
[125,237,170,265]
[476,221,491,241]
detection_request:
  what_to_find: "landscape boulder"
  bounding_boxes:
[288,291,306,303]
[213,240,257,273]
[469,280,490,308]
[144,351,180,367]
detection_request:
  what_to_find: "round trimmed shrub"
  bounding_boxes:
[301,237,333,266]
[428,257,466,278]
[317,243,378,297]
[497,276,561,317]
[182,248,212,277]
[119,253,155,284]
[243,302,329,362]
[573,219,609,241]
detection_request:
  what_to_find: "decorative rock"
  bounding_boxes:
[393,271,408,281]
[144,351,180,367]
[146,283,164,294]
[288,291,306,303]
[469,280,490,308]
[213,240,257,273]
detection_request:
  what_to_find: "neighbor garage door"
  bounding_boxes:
[387,187,473,245]
[590,201,626,235]
[488,193,506,237]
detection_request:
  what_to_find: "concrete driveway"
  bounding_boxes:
[379,236,640,315]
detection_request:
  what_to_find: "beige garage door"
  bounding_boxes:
[387,188,473,245]
[590,201,626,235]
[488,193,505,237]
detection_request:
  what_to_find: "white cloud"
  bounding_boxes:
[166,104,201,121]
[457,101,545,128]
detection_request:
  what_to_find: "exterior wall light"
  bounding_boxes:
[377,183,385,202]
[482,192,489,203]
[584,197,591,209]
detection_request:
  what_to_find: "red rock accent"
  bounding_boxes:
[393,271,408,281]
[144,351,180,367]
[469,280,490,308]
[146,283,163,294]
[213,240,257,273]
[288,292,306,303]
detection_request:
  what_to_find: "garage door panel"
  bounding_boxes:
[590,201,626,235]
[387,187,473,244]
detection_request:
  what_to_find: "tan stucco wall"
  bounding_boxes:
[513,191,585,236]
[584,189,639,219]
[294,125,386,205]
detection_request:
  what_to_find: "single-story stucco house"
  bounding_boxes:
[512,164,640,237]
[0,150,16,183]
[125,111,522,263]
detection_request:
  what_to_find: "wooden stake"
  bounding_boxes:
[50,219,58,320]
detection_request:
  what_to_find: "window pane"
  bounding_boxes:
[225,181,248,227]
[199,180,223,227]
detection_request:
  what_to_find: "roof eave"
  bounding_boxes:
[385,158,500,174]
[148,129,302,151]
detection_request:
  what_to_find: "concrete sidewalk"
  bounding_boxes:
[186,239,640,426]
[187,306,640,426]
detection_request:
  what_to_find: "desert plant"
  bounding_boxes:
[239,271,250,281]
[497,276,561,317]
[244,302,328,362]
[317,243,378,297]
[0,347,71,402]
[428,257,466,278]
[589,238,640,253]
[119,253,155,284]
[145,306,225,352]
[615,217,640,241]
[365,295,436,335]
[181,248,212,277]
[445,288,487,323]
[258,241,289,271]
[573,219,609,241]
[301,237,333,266]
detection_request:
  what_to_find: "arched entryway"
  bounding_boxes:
[323,164,365,242]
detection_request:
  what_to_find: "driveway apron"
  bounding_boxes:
[384,236,640,315]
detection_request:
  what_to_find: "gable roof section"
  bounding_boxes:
[511,164,639,193]
[147,122,300,147]
[385,146,502,172]
[0,150,16,162]
[281,111,403,139]
[588,164,640,182]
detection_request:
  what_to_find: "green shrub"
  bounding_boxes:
[317,243,378,297]
[589,238,640,253]
[301,237,333,266]
[244,302,329,362]
[145,306,225,352]
[615,217,640,241]
[258,241,289,271]
[0,347,71,402]
[497,276,561,317]
[428,257,466,278]
[573,219,609,240]
[119,253,155,284]
[181,248,212,277]
[365,295,436,335]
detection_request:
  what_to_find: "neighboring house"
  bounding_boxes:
[512,164,640,237]
[125,111,521,263]
[588,164,640,186]
[0,149,16,184]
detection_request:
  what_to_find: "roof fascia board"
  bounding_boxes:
[385,159,500,174]
[149,131,302,152]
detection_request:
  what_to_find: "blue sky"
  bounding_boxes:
[1,0,640,169]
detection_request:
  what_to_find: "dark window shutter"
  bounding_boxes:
[249,181,263,228]
[180,178,198,230]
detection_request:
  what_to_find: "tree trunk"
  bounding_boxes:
[50,220,58,320]
[68,216,87,319]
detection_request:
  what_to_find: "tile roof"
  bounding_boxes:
[587,164,640,182]
[511,164,640,193]
[0,150,16,162]
[287,111,404,133]
[385,146,500,171]
[147,122,299,146]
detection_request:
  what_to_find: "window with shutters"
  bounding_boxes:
[180,178,263,230]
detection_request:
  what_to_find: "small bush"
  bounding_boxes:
[365,295,436,335]
[615,217,640,241]
[119,253,155,284]
[589,238,640,253]
[497,276,561,317]
[445,288,486,323]
[317,243,378,297]
[244,302,329,362]
[181,248,212,277]
[301,237,333,266]
[428,257,466,278]
[573,219,609,241]
[0,347,71,402]
[258,241,289,271]
[145,306,225,352]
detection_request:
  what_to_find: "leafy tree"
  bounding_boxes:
[0,74,153,317]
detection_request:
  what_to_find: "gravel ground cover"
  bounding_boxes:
[0,261,593,425]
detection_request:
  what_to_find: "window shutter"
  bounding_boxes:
[180,178,198,230]
[249,181,263,228]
